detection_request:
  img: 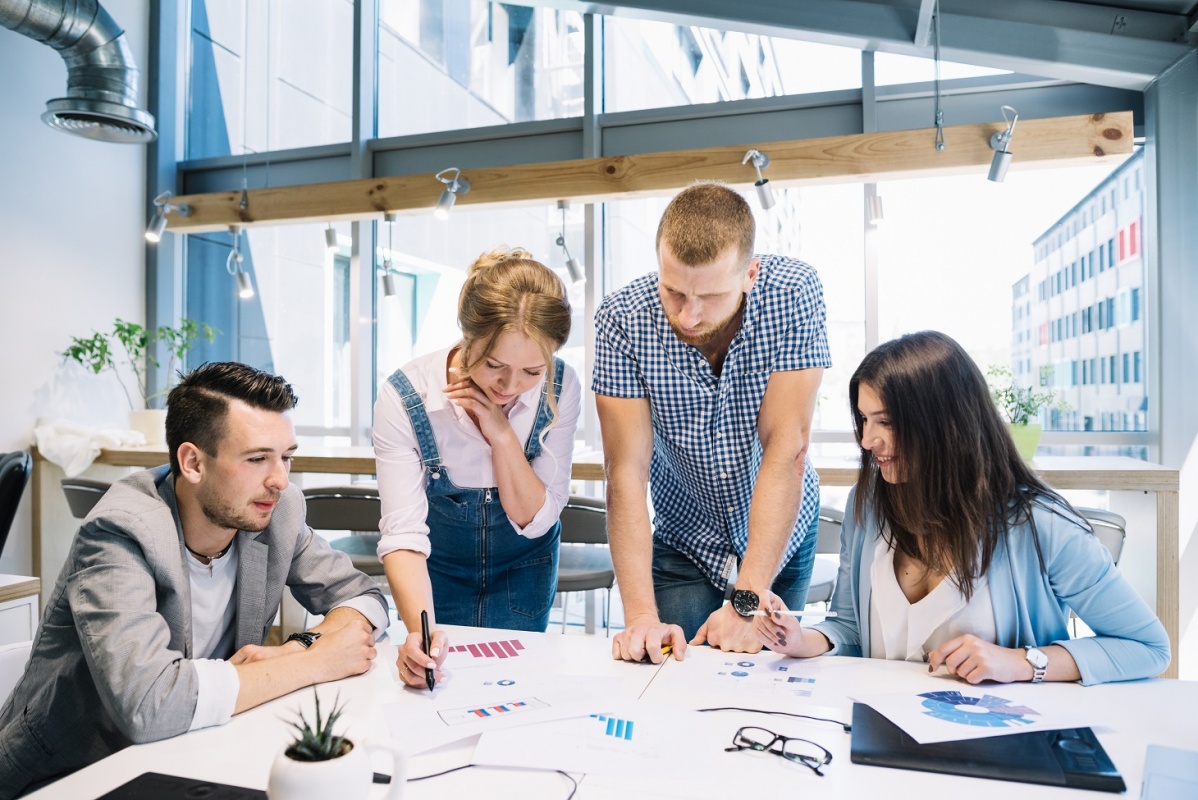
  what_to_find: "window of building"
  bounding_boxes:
[377,1,585,137]
[1107,237,1116,268]
[1109,355,1116,385]
[1131,287,1141,322]
[1122,352,1130,383]
[604,19,861,113]
[186,0,354,158]
[1134,351,1142,383]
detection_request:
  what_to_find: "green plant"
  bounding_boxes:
[987,364,1068,425]
[284,690,351,762]
[61,318,218,410]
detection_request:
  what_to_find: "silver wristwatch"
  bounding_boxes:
[1024,646,1048,683]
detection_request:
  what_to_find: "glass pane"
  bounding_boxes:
[874,52,1010,86]
[604,18,861,113]
[378,1,585,137]
[187,0,353,159]
[375,202,586,424]
[603,184,864,434]
[876,154,1143,445]
[184,222,354,431]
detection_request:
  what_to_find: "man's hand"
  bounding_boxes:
[396,629,449,689]
[691,603,762,653]
[612,616,687,663]
[927,635,1032,684]
[306,618,377,683]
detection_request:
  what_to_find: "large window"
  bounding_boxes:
[187,0,354,159]
[378,0,585,137]
[603,18,861,113]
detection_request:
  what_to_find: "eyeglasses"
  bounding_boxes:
[725,726,833,776]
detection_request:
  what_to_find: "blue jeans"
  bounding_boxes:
[652,509,819,641]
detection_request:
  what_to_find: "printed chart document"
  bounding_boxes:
[857,687,1090,744]
[383,665,621,754]
[471,698,726,780]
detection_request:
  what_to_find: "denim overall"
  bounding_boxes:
[387,359,565,631]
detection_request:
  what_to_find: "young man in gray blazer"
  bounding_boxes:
[0,362,389,798]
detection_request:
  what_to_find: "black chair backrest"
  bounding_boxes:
[559,496,607,545]
[302,486,382,532]
[0,451,33,558]
[61,478,112,519]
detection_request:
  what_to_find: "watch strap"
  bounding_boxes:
[286,631,321,649]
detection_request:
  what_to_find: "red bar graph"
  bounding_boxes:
[449,639,526,660]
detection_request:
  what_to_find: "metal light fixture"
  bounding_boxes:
[988,105,1019,183]
[555,200,585,284]
[434,168,471,220]
[380,211,398,297]
[144,191,191,243]
[226,225,254,299]
[324,224,338,251]
[866,186,884,227]
[742,149,775,210]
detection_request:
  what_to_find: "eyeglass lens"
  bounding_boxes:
[735,727,829,766]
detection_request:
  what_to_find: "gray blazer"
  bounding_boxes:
[0,466,387,797]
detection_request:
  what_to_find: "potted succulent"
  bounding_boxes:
[61,318,217,445]
[267,690,407,800]
[987,365,1067,461]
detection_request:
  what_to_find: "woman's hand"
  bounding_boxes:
[444,374,514,445]
[396,629,449,689]
[753,591,805,656]
[927,634,1034,684]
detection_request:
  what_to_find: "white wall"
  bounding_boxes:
[0,0,149,575]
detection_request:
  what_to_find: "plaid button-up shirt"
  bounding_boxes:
[592,255,832,590]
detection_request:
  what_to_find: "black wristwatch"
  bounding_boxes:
[731,589,760,617]
[285,631,322,649]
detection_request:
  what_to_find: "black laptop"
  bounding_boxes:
[850,703,1126,793]
[95,772,266,799]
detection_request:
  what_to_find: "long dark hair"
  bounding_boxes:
[850,331,1063,599]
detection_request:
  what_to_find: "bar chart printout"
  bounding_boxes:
[447,639,525,660]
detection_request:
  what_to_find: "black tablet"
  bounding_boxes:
[94,772,266,799]
[850,703,1126,793]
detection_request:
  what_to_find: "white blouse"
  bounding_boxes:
[868,535,997,662]
[374,346,581,559]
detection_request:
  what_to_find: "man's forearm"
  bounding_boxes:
[605,470,658,623]
[738,449,806,593]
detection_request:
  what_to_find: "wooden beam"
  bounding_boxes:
[167,112,1132,233]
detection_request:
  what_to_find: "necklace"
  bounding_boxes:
[185,540,233,576]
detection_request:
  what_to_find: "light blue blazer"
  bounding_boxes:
[812,487,1170,685]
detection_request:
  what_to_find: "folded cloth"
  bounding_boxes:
[32,419,146,478]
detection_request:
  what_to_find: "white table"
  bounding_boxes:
[24,625,1197,799]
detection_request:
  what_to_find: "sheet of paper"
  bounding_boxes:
[858,687,1090,744]
[382,667,621,754]
[441,634,560,670]
[471,698,727,780]
[647,645,829,706]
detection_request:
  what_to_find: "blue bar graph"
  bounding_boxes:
[592,714,635,740]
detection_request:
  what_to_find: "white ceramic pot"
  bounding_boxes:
[128,408,168,446]
[267,739,407,800]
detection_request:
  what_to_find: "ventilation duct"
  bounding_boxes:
[0,0,156,143]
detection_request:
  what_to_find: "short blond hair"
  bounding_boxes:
[458,246,571,433]
[655,182,755,267]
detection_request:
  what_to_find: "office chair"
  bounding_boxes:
[555,496,615,635]
[0,640,33,708]
[0,451,32,559]
[302,486,385,577]
[61,478,111,519]
[805,507,845,607]
[1070,507,1128,636]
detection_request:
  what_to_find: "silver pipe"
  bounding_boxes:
[0,0,156,143]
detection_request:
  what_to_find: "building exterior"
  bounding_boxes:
[1014,150,1146,435]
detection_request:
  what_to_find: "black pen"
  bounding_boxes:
[420,609,436,691]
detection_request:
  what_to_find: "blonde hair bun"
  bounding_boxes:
[469,246,536,276]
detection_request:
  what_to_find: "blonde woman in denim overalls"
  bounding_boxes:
[374,248,580,689]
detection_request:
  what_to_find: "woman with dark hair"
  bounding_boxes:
[755,331,1169,685]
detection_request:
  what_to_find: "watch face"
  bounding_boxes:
[1026,647,1048,668]
[732,590,760,616]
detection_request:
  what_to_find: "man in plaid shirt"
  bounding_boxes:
[593,182,830,661]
